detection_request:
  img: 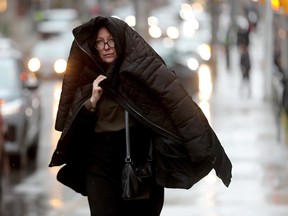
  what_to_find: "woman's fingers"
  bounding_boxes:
[90,75,107,105]
[93,75,107,86]
[92,75,107,95]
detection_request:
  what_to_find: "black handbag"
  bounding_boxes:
[121,111,153,200]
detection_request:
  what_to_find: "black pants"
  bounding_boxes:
[85,126,164,216]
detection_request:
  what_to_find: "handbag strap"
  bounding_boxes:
[124,111,152,162]
[125,111,132,162]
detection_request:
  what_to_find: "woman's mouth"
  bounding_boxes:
[104,53,115,57]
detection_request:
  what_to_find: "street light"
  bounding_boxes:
[0,0,7,12]
[271,0,280,11]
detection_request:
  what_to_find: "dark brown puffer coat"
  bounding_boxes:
[49,16,232,194]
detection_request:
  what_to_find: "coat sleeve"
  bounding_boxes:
[55,41,86,131]
[147,65,232,184]
[143,62,212,160]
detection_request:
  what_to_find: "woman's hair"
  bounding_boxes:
[90,22,105,55]
[88,17,105,49]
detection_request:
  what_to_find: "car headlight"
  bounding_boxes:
[1,98,23,117]
[54,59,67,74]
[149,25,162,39]
[197,44,211,61]
[198,64,212,101]
[187,57,199,71]
[28,57,41,72]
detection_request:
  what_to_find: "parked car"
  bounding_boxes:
[0,45,41,168]
[0,108,5,199]
[0,37,21,52]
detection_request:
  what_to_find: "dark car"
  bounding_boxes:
[0,46,41,168]
[0,110,4,161]
[0,108,5,199]
[171,29,212,96]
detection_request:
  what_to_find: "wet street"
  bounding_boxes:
[161,28,288,216]
[1,24,288,216]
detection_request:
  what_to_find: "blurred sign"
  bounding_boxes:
[258,0,288,15]
[279,0,288,15]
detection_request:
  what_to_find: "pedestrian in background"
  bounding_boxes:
[224,25,233,70]
[240,44,251,97]
[237,25,250,48]
[236,15,252,97]
[49,16,232,216]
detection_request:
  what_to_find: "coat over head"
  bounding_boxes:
[49,16,232,195]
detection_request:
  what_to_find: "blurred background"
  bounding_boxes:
[1,0,288,215]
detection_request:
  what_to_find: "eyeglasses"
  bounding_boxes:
[95,39,115,50]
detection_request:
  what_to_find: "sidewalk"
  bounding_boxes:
[161,27,288,216]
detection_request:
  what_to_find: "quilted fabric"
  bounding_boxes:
[49,16,232,189]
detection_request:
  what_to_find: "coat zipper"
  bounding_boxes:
[59,40,103,140]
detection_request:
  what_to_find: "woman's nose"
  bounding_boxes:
[103,43,109,50]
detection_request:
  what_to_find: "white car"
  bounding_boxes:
[28,33,73,78]
[36,8,81,38]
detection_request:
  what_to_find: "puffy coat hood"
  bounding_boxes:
[72,16,166,86]
[72,17,126,63]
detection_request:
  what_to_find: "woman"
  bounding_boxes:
[49,16,232,216]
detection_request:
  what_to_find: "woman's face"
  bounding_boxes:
[95,27,117,64]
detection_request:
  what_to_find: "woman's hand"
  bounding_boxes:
[90,75,107,108]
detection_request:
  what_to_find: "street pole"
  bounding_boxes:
[229,0,236,44]
[134,0,149,41]
[264,0,274,101]
[209,0,220,82]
